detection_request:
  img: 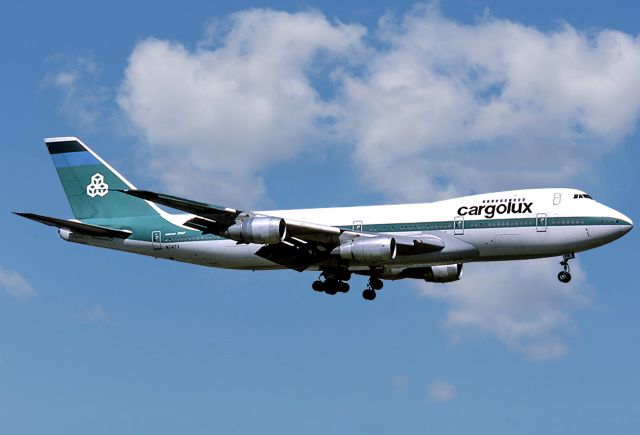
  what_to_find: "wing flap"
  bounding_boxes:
[183,216,229,235]
[14,212,132,239]
[394,234,445,255]
[284,219,342,244]
[256,240,330,272]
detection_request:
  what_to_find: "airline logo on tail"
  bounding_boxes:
[86,173,109,198]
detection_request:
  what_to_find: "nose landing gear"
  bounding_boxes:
[558,253,575,283]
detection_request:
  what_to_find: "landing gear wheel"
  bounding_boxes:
[324,278,339,295]
[558,253,575,283]
[370,277,384,290]
[337,281,350,293]
[558,271,572,283]
[362,289,377,300]
[312,280,325,292]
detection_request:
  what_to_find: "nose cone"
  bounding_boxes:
[621,214,633,234]
[610,208,633,235]
[589,204,633,246]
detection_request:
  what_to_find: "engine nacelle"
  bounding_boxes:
[333,236,397,263]
[225,217,286,244]
[424,264,463,283]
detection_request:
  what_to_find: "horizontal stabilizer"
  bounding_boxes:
[14,212,132,239]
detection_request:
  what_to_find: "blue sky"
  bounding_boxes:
[1,1,639,434]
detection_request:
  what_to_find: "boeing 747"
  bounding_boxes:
[16,137,633,300]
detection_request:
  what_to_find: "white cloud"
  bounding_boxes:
[56,4,640,359]
[337,4,640,201]
[117,9,365,207]
[44,55,110,130]
[0,267,35,300]
[114,5,640,206]
[428,379,456,403]
[332,6,633,359]
[418,258,592,360]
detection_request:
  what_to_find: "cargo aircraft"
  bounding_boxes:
[16,137,633,300]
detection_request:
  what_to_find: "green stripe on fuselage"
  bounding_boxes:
[344,216,631,233]
[82,215,630,244]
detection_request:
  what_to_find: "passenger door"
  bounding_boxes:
[453,216,464,235]
[536,213,547,232]
[152,231,162,250]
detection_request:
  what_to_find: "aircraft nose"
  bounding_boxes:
[617,212,633,234]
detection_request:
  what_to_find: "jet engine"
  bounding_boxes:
[333,236,397,263]
[423,263,463,283]
[225,217,286,244]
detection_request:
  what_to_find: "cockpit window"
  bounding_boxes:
[573,193,593,199]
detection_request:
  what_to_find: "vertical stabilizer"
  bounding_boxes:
[46,137,159,219]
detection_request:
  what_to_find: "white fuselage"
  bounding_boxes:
[63,188,633,273]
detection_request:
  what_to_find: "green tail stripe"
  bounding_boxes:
[46,137,159,220]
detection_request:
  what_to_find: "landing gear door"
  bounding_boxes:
[536,213,547,232]
[454,216,464,235]
[152,231,162,250]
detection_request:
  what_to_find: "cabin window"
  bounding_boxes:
[574,193,594,199]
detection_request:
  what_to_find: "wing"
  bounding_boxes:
[120,190,241,226]
[121,189,444,271]
[14,212,132,239]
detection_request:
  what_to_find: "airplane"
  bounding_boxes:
[16,137,633,301]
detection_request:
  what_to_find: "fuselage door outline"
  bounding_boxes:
[454,216,464,235]
[553,193,562,205]
[536,213,547,232]
[152,231,162,250]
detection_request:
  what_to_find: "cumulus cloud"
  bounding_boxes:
[428,380,456,403]
[114,5,640,206]
[0,267,35,300]
[418,258,592,360]
[44,55,110,130]
[60,4,640,358]
[338,4,640,201]
[118,9,365,207]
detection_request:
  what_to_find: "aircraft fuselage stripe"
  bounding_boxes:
[85,215,630,243]
[342,216,631,233]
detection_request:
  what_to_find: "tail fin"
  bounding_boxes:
[46,137,159,219]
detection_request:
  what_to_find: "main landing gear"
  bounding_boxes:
[558,253,575,283]
[362,277,383,301]
[312,270,351,295]
[311,271,385,301]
